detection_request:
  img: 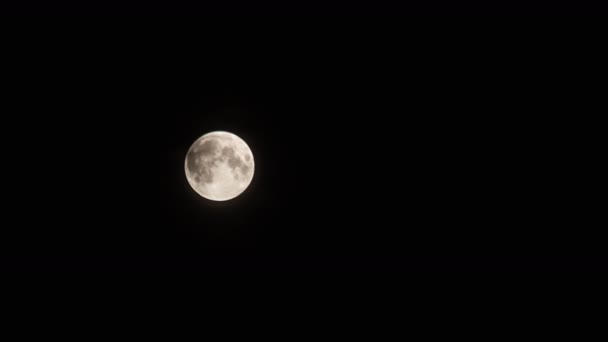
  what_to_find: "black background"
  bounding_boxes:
[0,21,605,271]
[2,1,607,15]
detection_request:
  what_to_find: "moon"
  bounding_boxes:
[185,131,255,201]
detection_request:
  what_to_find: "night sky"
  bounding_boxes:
[1,22,604,271]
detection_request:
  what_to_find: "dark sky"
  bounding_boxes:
[2,1,605,15]
[1,21,604,271]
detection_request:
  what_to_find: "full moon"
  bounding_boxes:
[185,131,255,201]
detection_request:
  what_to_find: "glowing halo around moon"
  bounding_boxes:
[184,131,254,201]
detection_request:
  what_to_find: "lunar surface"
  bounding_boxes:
[185,131,254,201]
